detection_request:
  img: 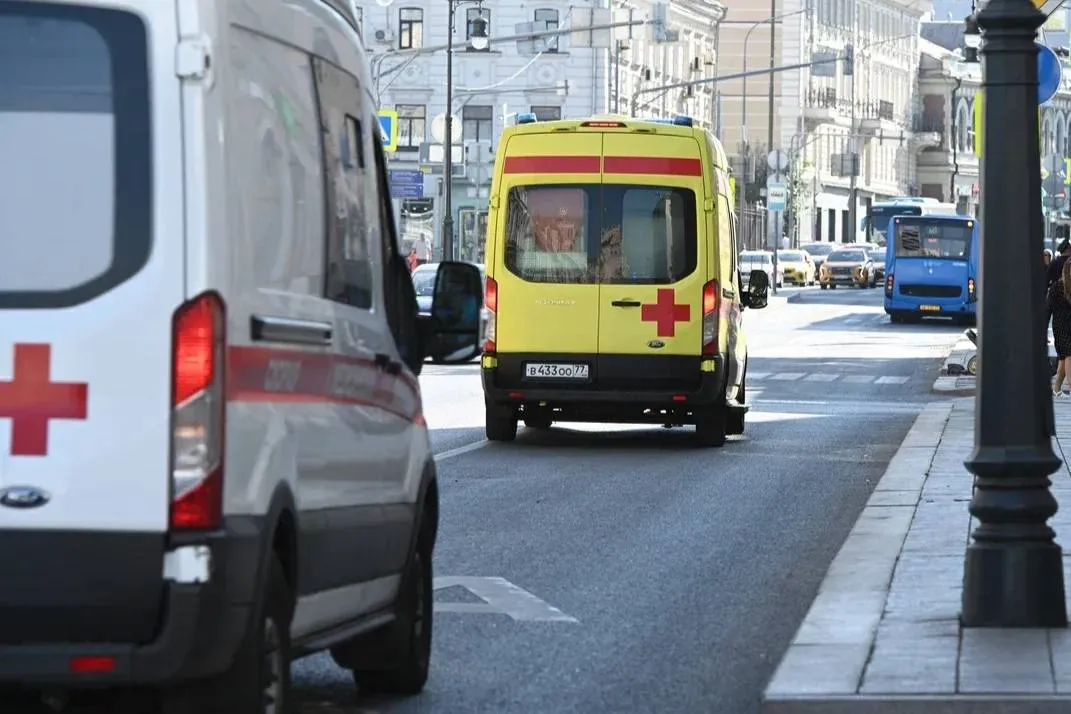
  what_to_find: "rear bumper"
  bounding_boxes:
[885,297,976,315]
[0,518,263,686]
[821,273,869,285]
[482,352,726,414]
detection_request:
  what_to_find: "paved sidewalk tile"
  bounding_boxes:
[763,398,1071,713]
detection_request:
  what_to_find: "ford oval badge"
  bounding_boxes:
[0,486,51,509]
[648,339,666,349]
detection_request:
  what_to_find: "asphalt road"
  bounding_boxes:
[293,286,965,714]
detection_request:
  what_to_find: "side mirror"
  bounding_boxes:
[429,261,484,364]
[745,269,769,309]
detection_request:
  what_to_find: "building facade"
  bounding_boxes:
[359,0,611,262]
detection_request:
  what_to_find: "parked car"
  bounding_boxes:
[800,242,836,278]
[819,247,879,288]
[413,262,487,362]
[739,250,783,289]
[776,249,816,286]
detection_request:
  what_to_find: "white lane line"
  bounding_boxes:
[769,372,806,381]
[748,372,771,380]
[436,440,490,461]
[842,375,876,384]
[844,318,862,324]
[803,373,840,382]
[875,375,910,384]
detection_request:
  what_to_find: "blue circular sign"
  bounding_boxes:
[1039,43,1062,104]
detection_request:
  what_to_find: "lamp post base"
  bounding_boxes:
[962,540,1068,627]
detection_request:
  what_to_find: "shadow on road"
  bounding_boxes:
[798,312,968,333]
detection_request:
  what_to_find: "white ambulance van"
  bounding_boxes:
[0,0,482,711]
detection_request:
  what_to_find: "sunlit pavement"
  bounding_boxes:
[291,288,965,714]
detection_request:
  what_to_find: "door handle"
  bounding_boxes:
[251,315,332,345]
[611,300,642,307]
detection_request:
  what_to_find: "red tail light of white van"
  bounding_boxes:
[702,280,720,356]
[170,292,225,531]
[484,277,498,353]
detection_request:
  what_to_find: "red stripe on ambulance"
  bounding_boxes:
[226,346,421,423]
[503,156,601,174]
[602,156,703,176]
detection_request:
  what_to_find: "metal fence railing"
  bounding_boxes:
[739,202,769,251]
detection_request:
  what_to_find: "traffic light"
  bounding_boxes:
[844,44,854,76]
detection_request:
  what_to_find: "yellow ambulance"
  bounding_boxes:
[480,114,771,447]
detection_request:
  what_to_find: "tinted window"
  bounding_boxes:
[895,220,971,259]
[740,253,772,265]
[802,243,834,256]
[314,59,375,309]
[411,269,436,296]
[503,184,697,284]
[778,251,805,261]
[828,250,867,262]
[868,205,922,238]
[0,3,150,309]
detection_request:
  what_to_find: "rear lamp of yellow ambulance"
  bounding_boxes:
[484,277,498,353]
[702,280,720,356]
[170,292,225,531]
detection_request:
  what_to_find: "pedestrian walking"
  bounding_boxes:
[1047,257,1071,396]
[1048,239,1070,291]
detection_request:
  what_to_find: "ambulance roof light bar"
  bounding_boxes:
[645,115,695,127]
[516,113,538,124]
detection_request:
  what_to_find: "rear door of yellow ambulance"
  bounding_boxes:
[596,132,709,390]
[491,131,603,380]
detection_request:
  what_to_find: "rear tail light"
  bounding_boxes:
[580,121,628,128]
[484,277,498,353]
[967,277,976,301]
[885,273,894,297]
[702,280,720,356]
[170,292,225,531]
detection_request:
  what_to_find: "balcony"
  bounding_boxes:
[910,113,944,150]
[857,100,903,134]
[804,87,850,125]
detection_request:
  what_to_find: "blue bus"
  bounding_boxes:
[883,213,978,325]
[860,197,957,243]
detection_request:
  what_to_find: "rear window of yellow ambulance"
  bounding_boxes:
[503,184,697,285]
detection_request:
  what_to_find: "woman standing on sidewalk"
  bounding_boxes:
[1048,258,1071,395]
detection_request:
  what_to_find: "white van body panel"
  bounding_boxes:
[0,0,184,533]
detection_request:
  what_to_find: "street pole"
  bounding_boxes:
[846,6,858,244]
[442,3,456,262]
[961,0,1068,628]
[766,0,780,291]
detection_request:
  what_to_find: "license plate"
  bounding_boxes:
[920,305,941,312]
[524,362,589,379]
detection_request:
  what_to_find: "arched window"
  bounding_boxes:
[956,101,971,153]
[1057,113,1067,157]
[1042,112,1054,154]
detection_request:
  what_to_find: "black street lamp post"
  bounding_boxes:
[961,0,1068,628]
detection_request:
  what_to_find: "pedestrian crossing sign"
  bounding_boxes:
[378,109,399,153]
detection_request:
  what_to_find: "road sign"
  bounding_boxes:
[767,149,789,172]
[378,109,399,152]
[388,170,424,199]
[767,182,787,212]
[1039,43,1062,104]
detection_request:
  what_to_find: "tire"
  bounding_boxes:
[820,283,828,290]
[830,284,837,290]
[486,404,518,442]
[352,527,433,696]
[695,405,728,448]
[161,557,292,714]
[727,369,746,436]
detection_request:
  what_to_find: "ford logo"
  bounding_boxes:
[648,339,665,349]
[0,486,51,509]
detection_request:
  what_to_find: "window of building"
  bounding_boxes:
[396,104,426,151]
[462,104,493,141]
[466,8,491,51]
[313,58,376,310]
[530,105,561,121]
[399,8,423,50]
[534,8,559,52]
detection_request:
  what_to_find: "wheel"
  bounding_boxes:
[830,284,837,290]
[820,283,828,290]
[695,405,727,448]
[890,313,904,324]
[727,369,746,436]
[523,415,552,430]
[351,523,433,696]
[485,404,518,442]
[162,556,293,714]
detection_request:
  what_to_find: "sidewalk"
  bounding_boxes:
[762,397,1071,713]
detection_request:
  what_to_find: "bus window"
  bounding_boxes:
[894,220,971,259]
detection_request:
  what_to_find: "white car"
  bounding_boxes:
[739,250,784,288]
[0,1,482,711]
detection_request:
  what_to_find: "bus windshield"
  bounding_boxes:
[894,220,971,259]
[866,205,922,241]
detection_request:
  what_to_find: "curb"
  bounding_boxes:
[932,374,975,396]
[786,291,805,304]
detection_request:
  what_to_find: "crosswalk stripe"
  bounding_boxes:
[841,375,876,384]
[874,375,909,384]
[803,373,839,382]
[748,372,771,380]
[769,372,806,381]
